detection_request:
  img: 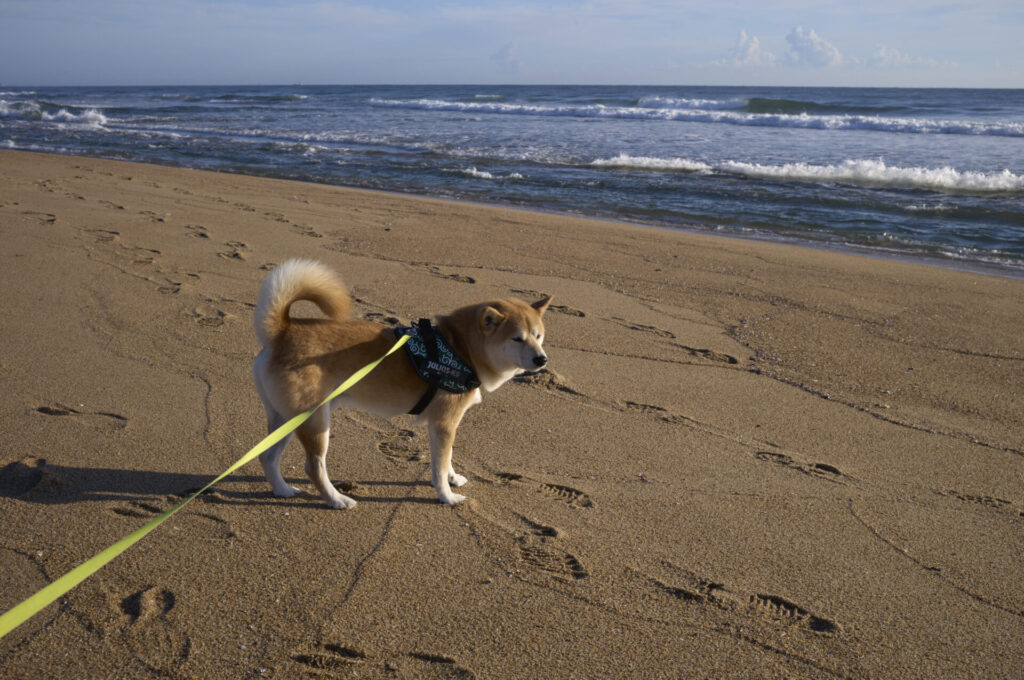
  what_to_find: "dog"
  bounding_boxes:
[252,258,551,507]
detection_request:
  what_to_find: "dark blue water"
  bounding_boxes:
[3,85,1023,274]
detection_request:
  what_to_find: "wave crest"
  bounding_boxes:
[369,97,1024,137]
[592,155,1024,194]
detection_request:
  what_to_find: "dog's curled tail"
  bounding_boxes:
[254,258,351,346]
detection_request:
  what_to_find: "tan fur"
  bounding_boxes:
[252,258,551,507]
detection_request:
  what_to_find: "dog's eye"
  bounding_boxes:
[512,337,525,343]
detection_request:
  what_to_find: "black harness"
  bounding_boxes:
[395,319,480,415]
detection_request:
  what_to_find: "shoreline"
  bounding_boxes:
[1,149,1022,679]
[9,148,1024,281]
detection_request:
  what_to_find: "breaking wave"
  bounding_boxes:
[1,99,109,128]
[369,97,1024,137]
[591,155,1024,194]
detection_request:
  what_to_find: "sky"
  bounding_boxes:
[1,0,1022,88]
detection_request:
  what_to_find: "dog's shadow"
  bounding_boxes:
[0,458,438,508]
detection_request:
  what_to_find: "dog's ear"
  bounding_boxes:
[480,306,506,334]
[531,295,553,316]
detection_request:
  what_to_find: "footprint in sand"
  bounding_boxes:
[754,451,848,484]
[495,471,594,508]
[23,211,57,224]
[518,541,588,581]
[417,264,476,284]
[84,227,120,242]
[217,241,249,261]
[549,304,586,317]
[651,568,839,634]
[184,224,209,239]
[539,482,594,508]
[0,457,65,497]
[111,499,165,518]
[377,429,425,463]
[672,342,739,364]
[611,316,676,339]
[140,210,168,223]
[119,585,193,672]
[621,400,698,428]
[35,403,128,430]
[109,498,237,539]
[515,513,564,538]
[939,490,1024,519]
[190,304,233,327]
[512,368,584,397]
[121,586,176,624]
[290,643,475,678]
[292,224,323,238]
[363,310,403,325]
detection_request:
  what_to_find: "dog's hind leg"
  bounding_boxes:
[254,352,301,498]
[259,410,301,498]
[297,407,356,510]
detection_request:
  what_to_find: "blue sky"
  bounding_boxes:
[1,0,1021,87]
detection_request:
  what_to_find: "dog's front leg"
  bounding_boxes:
[428,420,466,505]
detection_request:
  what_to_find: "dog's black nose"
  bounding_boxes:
[533,355,548,367]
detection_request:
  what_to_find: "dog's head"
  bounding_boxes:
[478,295,552,376]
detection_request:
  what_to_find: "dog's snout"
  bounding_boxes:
[533,355,548,367]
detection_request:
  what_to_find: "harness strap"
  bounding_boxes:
[408,318,440,415]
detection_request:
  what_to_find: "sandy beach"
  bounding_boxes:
[1,148,1022,678]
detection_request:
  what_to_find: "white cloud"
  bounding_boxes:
[868,44,944,68]
[784,26,843,68]
[717,29,776,67]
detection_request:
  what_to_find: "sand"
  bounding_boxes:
[0,149,1022,679]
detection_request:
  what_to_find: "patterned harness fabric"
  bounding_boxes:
[395,319,480,413]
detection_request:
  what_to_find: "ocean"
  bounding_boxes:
[3,85,1023,276]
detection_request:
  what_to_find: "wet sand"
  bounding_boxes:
[1,149,1022,679]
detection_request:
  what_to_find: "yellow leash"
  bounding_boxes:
[0,333,409,641]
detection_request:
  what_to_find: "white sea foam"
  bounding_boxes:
[447,167,523,181]
[636,96,743,110]
[592,155,713,173]
[42,107,109,127]
[0,99,40,117]
[592,155,1024,194]
[369,97,1024,137]
[1,98,109,129]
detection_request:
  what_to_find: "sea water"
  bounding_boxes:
[3,85,1022,275]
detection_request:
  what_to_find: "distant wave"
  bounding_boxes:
[369,97,1024,137]
[446,167,524,181]
[592,155,1024,194]
[637,95,901,115]
[1,99,108,127]
[211,93,308,103]
[636,96,745,110]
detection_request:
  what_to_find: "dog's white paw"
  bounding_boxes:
[449,472,468,487]
[326,494,357,510]
[439,492,467,506]
[273,485,301,498]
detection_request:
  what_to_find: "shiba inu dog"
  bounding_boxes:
[252,259,551,508]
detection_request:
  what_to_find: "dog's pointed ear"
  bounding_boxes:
[480,306,506,334]
[532,295,553,316]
